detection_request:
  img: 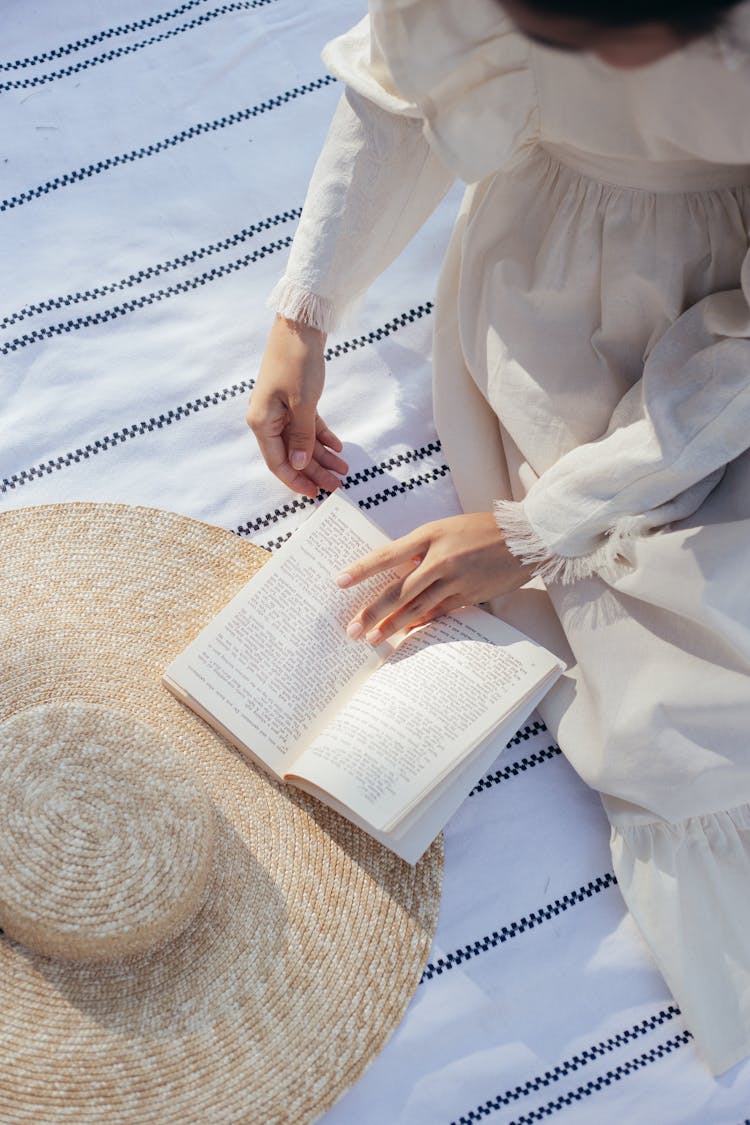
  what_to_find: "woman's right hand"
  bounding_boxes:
[246,315,348,498]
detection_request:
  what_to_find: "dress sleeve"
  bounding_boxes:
[495,252,750,583]
[268,16,456,334]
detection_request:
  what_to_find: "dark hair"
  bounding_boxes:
[515,0,740,35]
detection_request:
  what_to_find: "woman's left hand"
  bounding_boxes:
[337,512,535,645]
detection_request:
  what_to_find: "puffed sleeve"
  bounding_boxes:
[268,15,456,334]
[495,250,750,583]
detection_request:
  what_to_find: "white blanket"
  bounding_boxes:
[3,1,749,1120]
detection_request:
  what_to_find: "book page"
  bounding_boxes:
[293,696,552,864]
[163,492,398,775]
[289,606,562,831]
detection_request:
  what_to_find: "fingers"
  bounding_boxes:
[316,417,344,453]
[249,314,332,494]
[285,398,344,473]
[336,534,426,590]
[285,399,318,472]
[337,512,532,647]
[340,548,443,644]
[290,436,348,495]
[370,592,464,642]
[303,448,346,494]
[351,577,451,645]
[248,396,347,496]
[409,598,457,630]
[248,423,317,497]
[314,438,348,477]
[336,535,430,642]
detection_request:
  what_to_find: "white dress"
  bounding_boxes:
[269,0,750,1074]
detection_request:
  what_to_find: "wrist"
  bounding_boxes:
[274,314,327,349]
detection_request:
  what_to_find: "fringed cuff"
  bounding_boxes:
[267,277,342,336]
[493,499,643,585]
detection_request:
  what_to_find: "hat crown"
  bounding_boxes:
[0,703,215,961]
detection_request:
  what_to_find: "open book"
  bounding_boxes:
[163,491,564,863]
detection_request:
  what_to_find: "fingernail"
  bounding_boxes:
[346,621,364,640]
[291,451,306,469]
[366,628,383,645]
[336,571,353,588]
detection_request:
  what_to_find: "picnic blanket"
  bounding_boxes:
[3,1,750,1121]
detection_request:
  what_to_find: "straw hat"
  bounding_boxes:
[0,502,442,1124]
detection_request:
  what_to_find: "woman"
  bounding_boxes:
[248,0,750,1072]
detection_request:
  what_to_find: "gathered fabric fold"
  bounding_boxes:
[610,803,750,1074]
[489,245,750,583]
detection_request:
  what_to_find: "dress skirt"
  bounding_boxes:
[433,142,750,1075]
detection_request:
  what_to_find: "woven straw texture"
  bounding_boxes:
[0,702,216,962]
[0,502,443,1125]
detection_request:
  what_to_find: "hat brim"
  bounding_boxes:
[0,502,442,1124]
